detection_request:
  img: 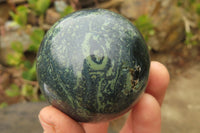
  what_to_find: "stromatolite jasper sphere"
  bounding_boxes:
[36,8,150,122]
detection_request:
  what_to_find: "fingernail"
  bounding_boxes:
[39,115,55,133]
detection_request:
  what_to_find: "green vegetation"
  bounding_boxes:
[6,28,45,101]
[28,0,51,16]
[5,83,44,102]
[5,84,21,97]
[134,15,155,42]
[9,5,29,27]
[7,41,24,66]
[28,28,45,52]
[0,102,8,109]
[177,0,200,46]
[185,32,198,46]
[60,6,75,18]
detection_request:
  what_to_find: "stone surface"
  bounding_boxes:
[120,0,157,19]
[45,8,61,25]
[161,63,200,133]
[148,2,185,51]
[37,9,150,122]
[0,102,48,133]
[120,0,185,51]
[54,0,67,13]
[0,29,31,65]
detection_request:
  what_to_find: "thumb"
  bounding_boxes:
[38,106,85,133]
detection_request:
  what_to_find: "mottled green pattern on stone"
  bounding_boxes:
[36,9,150,122]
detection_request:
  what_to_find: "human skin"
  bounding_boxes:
[38,61,170,133]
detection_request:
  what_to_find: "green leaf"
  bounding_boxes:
[11,41,24,53]
[28,28,44,52]
[21,84,34,97]
[36,0,50,15]
[9,5,28,26]
[134,15,155,41]
[7,52,23,66]
[196,3,200,15]
[39,94,46,101]
[5,84,20,97]
[23,61,32,69]
[22,61,37,81]
[60,6,74,18]
[0,102,8,109]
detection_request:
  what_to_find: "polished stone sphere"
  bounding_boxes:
[36,9,150,122]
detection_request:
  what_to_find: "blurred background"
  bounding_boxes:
[0,0,200,133]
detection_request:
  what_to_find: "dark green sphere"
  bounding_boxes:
[36,9,150,122]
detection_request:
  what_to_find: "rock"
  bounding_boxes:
[97,0,123,9]
[0,102,48,133]
[54,0,67,13]
[69,0,110,9]
[149,2,185,51]
[120,0,185,51]
[45,8,61,25]
[0,28,31,65]
[4,21,20,31]
[120,0,157,19]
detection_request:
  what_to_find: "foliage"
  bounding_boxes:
[5,83,44,101]
[28,0,51,16]
[185,32,198,46]
[134,15,155,42]
[7,41,24,66]
[196,3,200,15]
[177,0,200,46]
[60,6,75,18]
[5,84,21,97]
[22,61,37,81]
[9,5,29,27]
[6,28,45,101]
[0,102,8,109]
[28,28,45,52]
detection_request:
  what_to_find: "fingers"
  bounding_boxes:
[38,106,85,133]
[81,122,109,133]
[120,94,161,133]
[146,61,170,105]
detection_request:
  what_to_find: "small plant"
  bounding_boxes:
[22,61,37,81]
[185,32,198,46]
[5,84,21,97]
[28,0,51,16]
[196,3,200,15]
[60,6,74,18]
[0,102,8,109]
[134,15,155,42]
[9,5,29,27]
[21,84,38,101]
[7,41,24,66]
[6,28,46,101]
[28,28,45,52]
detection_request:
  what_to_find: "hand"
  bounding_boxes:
[38,61,170,133]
